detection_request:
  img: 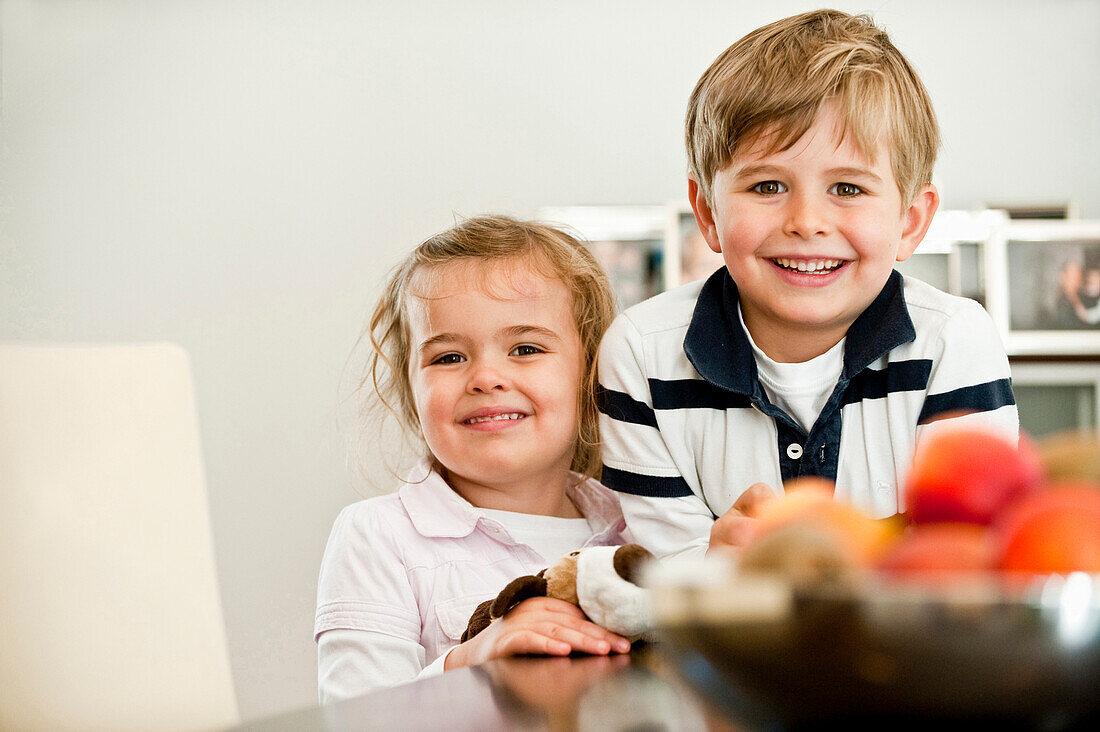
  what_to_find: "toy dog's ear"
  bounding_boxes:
[489,573,548,619]
[613,544,655,585]
[461,598,494,642]
[462,572,550,643]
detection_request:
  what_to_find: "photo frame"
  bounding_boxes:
[664,201,725,290]
[537,205,668,310]
[898,208,1007,305]
[984,220,1100,355]
[982,200,1080,221]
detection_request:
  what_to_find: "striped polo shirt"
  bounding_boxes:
[597,268,1019,560]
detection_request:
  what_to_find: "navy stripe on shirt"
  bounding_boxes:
[600,465,695,498]
[597,385,658,428]
[841,359,933,406]
[650,378,753,410]
[918,378,1016,424]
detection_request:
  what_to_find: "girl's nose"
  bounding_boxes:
[783,193,830,239]
[466,360,509,394]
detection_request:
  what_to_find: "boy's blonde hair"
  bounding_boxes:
[363,215,616,481]
[686,9,939,207]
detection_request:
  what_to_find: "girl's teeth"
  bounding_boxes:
[466,413,524,424]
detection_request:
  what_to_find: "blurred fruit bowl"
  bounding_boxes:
[647,558,1100,727]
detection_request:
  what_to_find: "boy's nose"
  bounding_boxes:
[783,193,830,239]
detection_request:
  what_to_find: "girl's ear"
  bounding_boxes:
[896,184,941,262]
[688,174,722,255]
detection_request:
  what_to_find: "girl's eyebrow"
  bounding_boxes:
[416,333,459,353]
[500,324,561,342]
[417,325,561,353]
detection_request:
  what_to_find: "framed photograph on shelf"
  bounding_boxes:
[664,201,725,290]
[982,200,1079,221]
[537,205,667,310]
[898,208,1007,305]
[984,220,1100,355]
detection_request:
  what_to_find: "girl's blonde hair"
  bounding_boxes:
[686,9,940,208]
[361,214,616,481]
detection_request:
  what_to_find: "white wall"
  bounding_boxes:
[2,0,1098,721]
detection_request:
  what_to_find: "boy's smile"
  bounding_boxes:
[406,259,584,512]
[690,103,939,363]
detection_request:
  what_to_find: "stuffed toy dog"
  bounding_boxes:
[462,544,655,643]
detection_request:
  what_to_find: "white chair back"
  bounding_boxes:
[0,343,239,731]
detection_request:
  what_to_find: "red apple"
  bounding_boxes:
[904,427,1044,525]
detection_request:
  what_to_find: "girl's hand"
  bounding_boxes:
[444,597,631,670]
[708,482,777,553]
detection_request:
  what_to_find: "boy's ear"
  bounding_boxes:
[688,174,722,255]
[896,184,941,262]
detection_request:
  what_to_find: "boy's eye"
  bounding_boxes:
[830,182,862,197]
[510,344,544,357]
[431,353,465,365]
[751,181,786,195]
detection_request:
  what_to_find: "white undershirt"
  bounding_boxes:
[477,508,594,564]
[740,304,845,434]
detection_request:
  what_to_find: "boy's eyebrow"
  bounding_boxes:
[732,163,884,183]
[730,164,783,180]
[825,166,884,183]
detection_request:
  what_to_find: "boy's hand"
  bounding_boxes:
[444,596,632,670]
[708,482,778,553]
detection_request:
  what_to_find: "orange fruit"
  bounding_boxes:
[749,479,899,568]
[905,427,1044,525]
[995,483,1100,574]
[753,477,835,532]
[876,523,994,574]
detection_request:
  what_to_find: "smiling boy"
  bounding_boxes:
[597,9,1019,559]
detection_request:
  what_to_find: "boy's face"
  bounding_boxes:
[689,103,939,362]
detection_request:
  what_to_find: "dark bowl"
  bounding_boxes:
[647,558,1100,728]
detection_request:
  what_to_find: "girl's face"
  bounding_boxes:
[406,259,584,500]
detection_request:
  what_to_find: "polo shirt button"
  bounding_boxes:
[786,443,803,459]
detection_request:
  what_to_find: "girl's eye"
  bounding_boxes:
[751,181,786,195]
[431,353,465,365]
[831,182,862,197]
[510,344,543,357]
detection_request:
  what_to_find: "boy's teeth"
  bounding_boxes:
[466,413,524,424]
[774,258,842,273]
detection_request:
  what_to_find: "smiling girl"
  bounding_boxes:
[314,216,632,703]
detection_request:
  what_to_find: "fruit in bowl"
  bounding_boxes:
[738,477,901,585]
[996,483,1100,574]
[736,426,1100,582]
[652,428,1100,726]
[904,425,1043,526]
[876,522,994,574]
